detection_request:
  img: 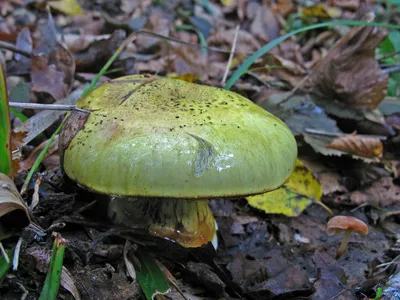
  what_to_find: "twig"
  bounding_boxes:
[221,25,240,86]
[0,41,31,57]
[279,72,312,104]
[304,128,388,140]
[382,64,400,75]
[8,102,91,113]
[13,236,23,271]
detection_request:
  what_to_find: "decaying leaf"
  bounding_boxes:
[332,176,400,207]
[309,13,388,109]
[208,28,261,53]
[74,30,126,72]
[311,251,353,299]
[227,251,313,297]
[304,132,382,163]
[258,93,341,136]
[326,133,383,158]
[31,13,75,100]
[246,159,324,217]
[253,54,307,87]
[249,2,280,43]
[0,173,30,231]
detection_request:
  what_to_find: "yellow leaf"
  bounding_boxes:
[167,73,201,83]
[246,159,330,216]
[221,0,234,6]
[48,0,84,16]
[301,4,341,19]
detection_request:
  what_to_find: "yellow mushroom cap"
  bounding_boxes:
[60,75,297,198]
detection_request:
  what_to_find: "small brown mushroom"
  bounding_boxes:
[326,216,368,259]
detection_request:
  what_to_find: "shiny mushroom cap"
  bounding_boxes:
[326,216,369,236]
[60,75,297,198]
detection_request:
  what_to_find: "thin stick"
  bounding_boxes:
[305,128,387,140]
[8,102,91,113]
[13,236,23,271]
[0,41,31,57]
[221,25,240,85]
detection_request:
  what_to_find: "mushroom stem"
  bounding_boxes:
[108,197,216,248]
[336,229,352,259]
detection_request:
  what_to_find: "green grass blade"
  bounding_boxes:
[22,32,138,192]
[9,107,28,123]
[135,248,170,300]
[39,234,67,300]
[0,63,11,176]
[0,248,14,282]
[224,20,400,90]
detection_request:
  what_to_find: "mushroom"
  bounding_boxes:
[326,216,369,259]
[59,75,297,248]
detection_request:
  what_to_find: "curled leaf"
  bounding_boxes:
[310,13,388,109]
[326,133,383,158]
[0,173,30,230]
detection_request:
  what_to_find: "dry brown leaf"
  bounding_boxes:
[19,136,59,173]
[250,3,280,43]
[326,133,383,158]
[333,177,400,207]
[309,13,388,109]
[31,14,75,100]
[0,173,30,230]
[208,28,261,54]
[254,53,307,87]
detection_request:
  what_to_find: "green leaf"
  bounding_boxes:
[0,63,11,176]
[39,234,67,300]
[224,20,400,90]
[135,248,170,300]
[246,159,331,217]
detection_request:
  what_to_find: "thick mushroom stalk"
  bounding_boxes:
[326,216,368,259]
[60,75,297,248]
[108,197,216,248]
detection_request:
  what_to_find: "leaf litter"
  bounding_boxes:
[0,1,400,300]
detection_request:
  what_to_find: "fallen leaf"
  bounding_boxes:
[74,30,126,72]
[253,53,307,87]
[326,133,383,158]
[246,159,324,217]
[7,28,32,76]
[311,251,353,299]
[184,262,225,296]
[208,28,261,53]
[0,173,30,230]
[31,13,75,99]
[250,3,280,43]
[303,133,381,163]
[19,135,59,173]
[227,251,313,297]
[48,0,84,16]
[301,4,341,19]
[332,176,400,207]
[309,13,389,109]
[257,93,341,136]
